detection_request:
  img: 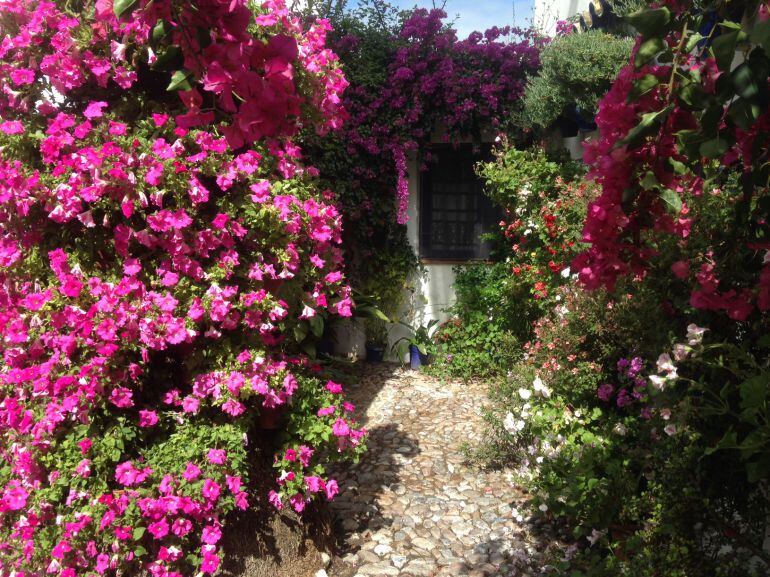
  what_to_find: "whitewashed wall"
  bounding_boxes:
[332,151,454,360]
[534,0,591,36]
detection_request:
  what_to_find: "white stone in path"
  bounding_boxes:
[327,366,551,576]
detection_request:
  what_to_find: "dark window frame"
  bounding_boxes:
[419,144,500,261]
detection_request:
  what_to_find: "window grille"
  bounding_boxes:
[419,144,500,260]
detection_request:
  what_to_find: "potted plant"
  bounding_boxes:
[364,319,388,363]
[391,319,439,370]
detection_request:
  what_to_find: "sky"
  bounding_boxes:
[351,0,536,39]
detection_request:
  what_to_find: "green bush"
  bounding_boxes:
[477,146,583,209]
[522,31,633,128]
[427,262,522,380]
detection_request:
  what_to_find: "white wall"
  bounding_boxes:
[534,0,591,36]
[404,154,459,327]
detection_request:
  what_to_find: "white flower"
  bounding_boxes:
[533,376,551,398]
[686,324,707,345]
[660,408,671,420]
[560,267,571,278]
[664,424,677,436]
[672,344,689,361]
[511,507,524,522]
[649,374,668,390]
[613,422,627,436]
[587,529,604,546]
[535,456,544,464]
[518,387,532,400]
[504,413,526,433]
[656,353,676,374]
[538,503,548,512]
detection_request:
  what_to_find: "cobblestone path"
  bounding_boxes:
[327,365,546,577]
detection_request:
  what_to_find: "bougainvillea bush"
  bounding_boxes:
[335,6,544,224]
[300,3,545,339]
[0,0,366,575]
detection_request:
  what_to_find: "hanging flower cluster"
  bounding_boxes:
[331,9,544,223]
[573,1,770,321]
[0,0,363,575]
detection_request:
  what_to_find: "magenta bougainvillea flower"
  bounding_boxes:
[0,0,364,575]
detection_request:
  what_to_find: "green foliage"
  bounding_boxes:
[477,146,583,209]
[426,263,522,380]
[522,31,633,128]
[480,280,769,576]
[302,1,419,339]
[391,318,439,359]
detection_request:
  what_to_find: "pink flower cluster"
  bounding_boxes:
[574,12,770,320]
[333,9,543,221]
[0,0,363,575]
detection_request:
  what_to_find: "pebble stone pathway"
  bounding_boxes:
[326,364,551,577]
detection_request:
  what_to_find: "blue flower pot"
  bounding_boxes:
[409,344,429,370]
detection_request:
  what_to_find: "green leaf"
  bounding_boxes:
[152,20,172,43]
[134,546,147,558]
[152,46,182,70]
[113,0,138,18]
[704,430,738,455]
[750,19,770,50]
[618,106,671,149]
[293,323,308,343]
[711,30,745,72]
[355,305,390,322]
[740,375,768,410]
[133,527,146,541]
[626,7,671,37]
[668,158,688,175]
[699,137,729,159]
[679,82,706,107]
[301,340,317,358]
[640,171,658,190]
[635,37,667,68]
[309,315,324,338]
[659,189,682,213]
[166,69,194,92]
[730,63,760,100]
[684,32,704,54]
[629,74,659,100]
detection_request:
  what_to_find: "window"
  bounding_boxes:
[419,144,501,261]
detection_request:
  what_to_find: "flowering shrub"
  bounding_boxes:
[477,146,588,317]
[303,2,544,339]
[325,4,544,222]
[485,284,767,576]
[573,1,770,323]
[0,1,365,575]
[429,147,586,380]
[471,4,770,575]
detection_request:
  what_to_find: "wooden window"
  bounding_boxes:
[419,144,500,261]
